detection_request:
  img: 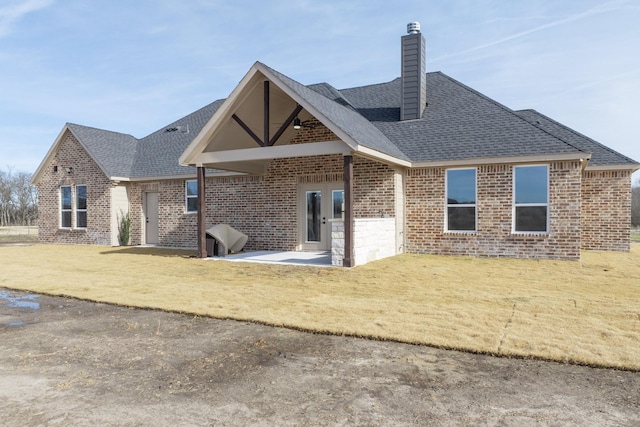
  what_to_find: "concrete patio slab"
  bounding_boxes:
[208,250,332,267]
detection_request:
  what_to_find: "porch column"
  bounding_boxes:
[343,155,354,267]
[197,166,207,258]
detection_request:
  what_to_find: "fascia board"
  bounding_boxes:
[411,152,592,169]
[585,163,640,172]
[194,140,350,165]
[31,124,71,185]
[179,63,265,166]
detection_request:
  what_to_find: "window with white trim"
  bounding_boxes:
[76,185,87,228]
[513,165,548,233]
[186,180,198,213]
[60,185,72,228]
[445,168,476,231]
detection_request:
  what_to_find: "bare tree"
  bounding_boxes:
[0,167,38,226]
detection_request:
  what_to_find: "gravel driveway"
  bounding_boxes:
[1,288,638,426]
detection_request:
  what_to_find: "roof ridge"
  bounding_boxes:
[436,73,589,156]
[141,98,225,141]
[516,109,639,164]
[67,122,137,139]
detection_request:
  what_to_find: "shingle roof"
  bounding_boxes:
[340,72,592,163]
[514,109,638,167]
[67,99,224,179]
[62,66,638,180]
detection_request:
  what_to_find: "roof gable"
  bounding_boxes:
[180,62,409,170]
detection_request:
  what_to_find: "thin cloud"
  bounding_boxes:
[431,0,637,64]
[0,0,54,37]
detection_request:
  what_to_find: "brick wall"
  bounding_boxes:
[35,130,112,245]
[405,161,583,260]
[581,170,632,251]
[125,153,399,251]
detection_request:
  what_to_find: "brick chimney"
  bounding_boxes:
[401,22,427,121]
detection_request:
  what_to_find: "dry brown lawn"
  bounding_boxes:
[1,244,639,370]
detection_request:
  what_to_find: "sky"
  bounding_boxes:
[1,0,639,183]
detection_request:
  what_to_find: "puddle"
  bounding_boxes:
[8,321,26,326]
[0,291,40,310]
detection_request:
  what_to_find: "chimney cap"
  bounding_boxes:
[407,22,421,34]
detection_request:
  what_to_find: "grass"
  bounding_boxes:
[1,244,639,371]
[632,229,640,243]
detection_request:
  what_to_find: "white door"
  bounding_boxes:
[298,183,344,251]
[145,192,159,245]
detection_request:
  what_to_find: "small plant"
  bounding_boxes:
[117,210,131,246]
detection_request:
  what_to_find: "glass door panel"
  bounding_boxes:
[306,191,322,242]
[332,190,344,220]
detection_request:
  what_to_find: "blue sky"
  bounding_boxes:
[1,0,639,182]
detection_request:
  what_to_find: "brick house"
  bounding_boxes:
[32,23,639,266]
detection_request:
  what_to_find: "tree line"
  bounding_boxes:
[0,167,38,226]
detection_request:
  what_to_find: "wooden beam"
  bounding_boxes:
[232,113,264,147]
[195,140,350,164]
[269,104,303,146]
[343,155,354,267]
[196,166,207,258]
[263,81,269,146]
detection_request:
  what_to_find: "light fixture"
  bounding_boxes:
[66,166,73,174]
[292,117,315,130]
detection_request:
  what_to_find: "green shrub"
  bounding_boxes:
[117,210,131,246]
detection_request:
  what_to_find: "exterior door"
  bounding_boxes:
[298,183,344,251]
[144,192,159,245]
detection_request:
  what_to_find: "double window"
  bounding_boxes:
[513,165,548,233]
[60,185,87,229]
[445,168,476,232]
[186,180,198,213]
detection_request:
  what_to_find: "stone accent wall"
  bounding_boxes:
[35,130,112,245]
[405,161,583,260]
[331,218,397,266]
[581,170,632,251]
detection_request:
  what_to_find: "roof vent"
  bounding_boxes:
[407,22,420,34]
[165,125,189,133]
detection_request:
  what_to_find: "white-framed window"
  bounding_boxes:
[76,185,87,228]
[185,180,198,213]
[60,185,72,228]
[513,165,549,233]
[445,168,477,232]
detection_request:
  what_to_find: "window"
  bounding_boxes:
[60,186,72,228]
[446,168,476,231]
[332,190,344,219]
[76,185,87,228]
[513,165,548,232]
[186,180,198,213]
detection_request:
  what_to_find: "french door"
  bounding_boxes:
[298,183,344,251]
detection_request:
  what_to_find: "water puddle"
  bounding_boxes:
[0,291,40,310]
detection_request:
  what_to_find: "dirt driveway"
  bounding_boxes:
[1,288,638,426]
